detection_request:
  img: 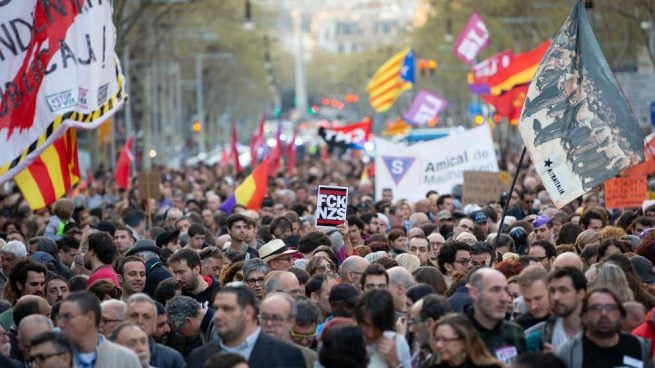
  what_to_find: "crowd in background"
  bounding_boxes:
[0,155,655,368]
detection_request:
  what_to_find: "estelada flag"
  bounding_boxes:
[115,135,134,189]
[14,128,80,210]
[518,1,644,208]
[367,48,414,112]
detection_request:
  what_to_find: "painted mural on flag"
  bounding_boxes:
[518,1,644,208]
[0,1,126,184]
[375,125,498,202]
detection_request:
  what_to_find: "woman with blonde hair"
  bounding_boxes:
[395,253,421,273]
[588,262,634,303]
[574,229,601,253]
[430,313,504,368]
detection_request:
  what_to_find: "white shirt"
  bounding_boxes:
[366,331,412,368]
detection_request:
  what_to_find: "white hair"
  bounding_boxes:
[1,240,27,258]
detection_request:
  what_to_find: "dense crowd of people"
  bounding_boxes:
[0,156,654,368]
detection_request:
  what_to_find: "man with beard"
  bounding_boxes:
[0,260,47,331]
[117,257,146,302]
[168,249,220,306]
[45,275,70,306]
[556,288,651,367]
[526,267,586,352]
[466,268,526,365]
[186,286,305,367]
[223,214,258,259]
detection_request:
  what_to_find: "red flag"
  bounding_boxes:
[268,123,283,176]
[482,84,529,124]
[220,145,230,167]
[231,124,241,173]
[250,116,265,165]
[115,135,134,189]
[286,127,298,176]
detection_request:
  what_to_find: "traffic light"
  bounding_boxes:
[192,121,202,133]
[344,93,359,104]
[418,59,437,75]
[308,105,319,115]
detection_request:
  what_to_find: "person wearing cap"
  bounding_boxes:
[470,210,490,237]
[156,230,181,253]
[631,255,655,286]
[533,215,554,243]
[437,210,454,226]
[114,225,136,258]
[259,293,317,368]
[126,239,173,298]
[259,239,297,271]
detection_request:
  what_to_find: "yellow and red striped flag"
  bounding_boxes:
[14,129,80,210]
[367,47,414,112]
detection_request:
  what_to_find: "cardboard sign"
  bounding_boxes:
[138,171,161,200]
[462,171,511,205]
[604,176,647,208]
[315,186,348,227]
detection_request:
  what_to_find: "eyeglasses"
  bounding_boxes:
[534,256,549,261]
[587,304,620,314]
[260,314,287,324]
[246,277,265,286]
[454,258,471,265]
[290,328,316,339]
[29,352,67,364]
[433,336,463,344]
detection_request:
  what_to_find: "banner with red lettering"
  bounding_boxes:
[0,1,126,184]
[318,120,372,150]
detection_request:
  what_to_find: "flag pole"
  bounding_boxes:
[490,145,526,265]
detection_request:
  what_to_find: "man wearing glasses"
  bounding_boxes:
[259,293,316,368]
[437,241,472,287]
[27,331,74,368]
[259,239,297,271]
[556,288,651,368]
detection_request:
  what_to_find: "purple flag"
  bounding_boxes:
[453,12,490,65]
[403,89,448,125]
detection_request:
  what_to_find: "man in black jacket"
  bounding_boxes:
[186,285,305,368]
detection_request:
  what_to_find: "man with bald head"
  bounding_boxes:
[260,293,317,368]
[339,256,369,292]
[6,295,49,360]
[387,267,416,320]
[467,268,526,364]
[17,314,53,363]
[552,252,583,271]
[264,271,303,296]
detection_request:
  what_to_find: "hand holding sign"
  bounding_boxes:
[315,186,349,227]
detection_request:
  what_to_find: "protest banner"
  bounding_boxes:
[604,176,647,209]
[518,1,644,208]
[375,125,498,202]
[0,1,126,184]
[453,12,490,65]
[315,185,348,227]
[462,171,511,205]
[403,89,448,125]
[138,171,161,201]
[319,120,372,150]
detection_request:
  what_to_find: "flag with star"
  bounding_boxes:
[518,1,644,208]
